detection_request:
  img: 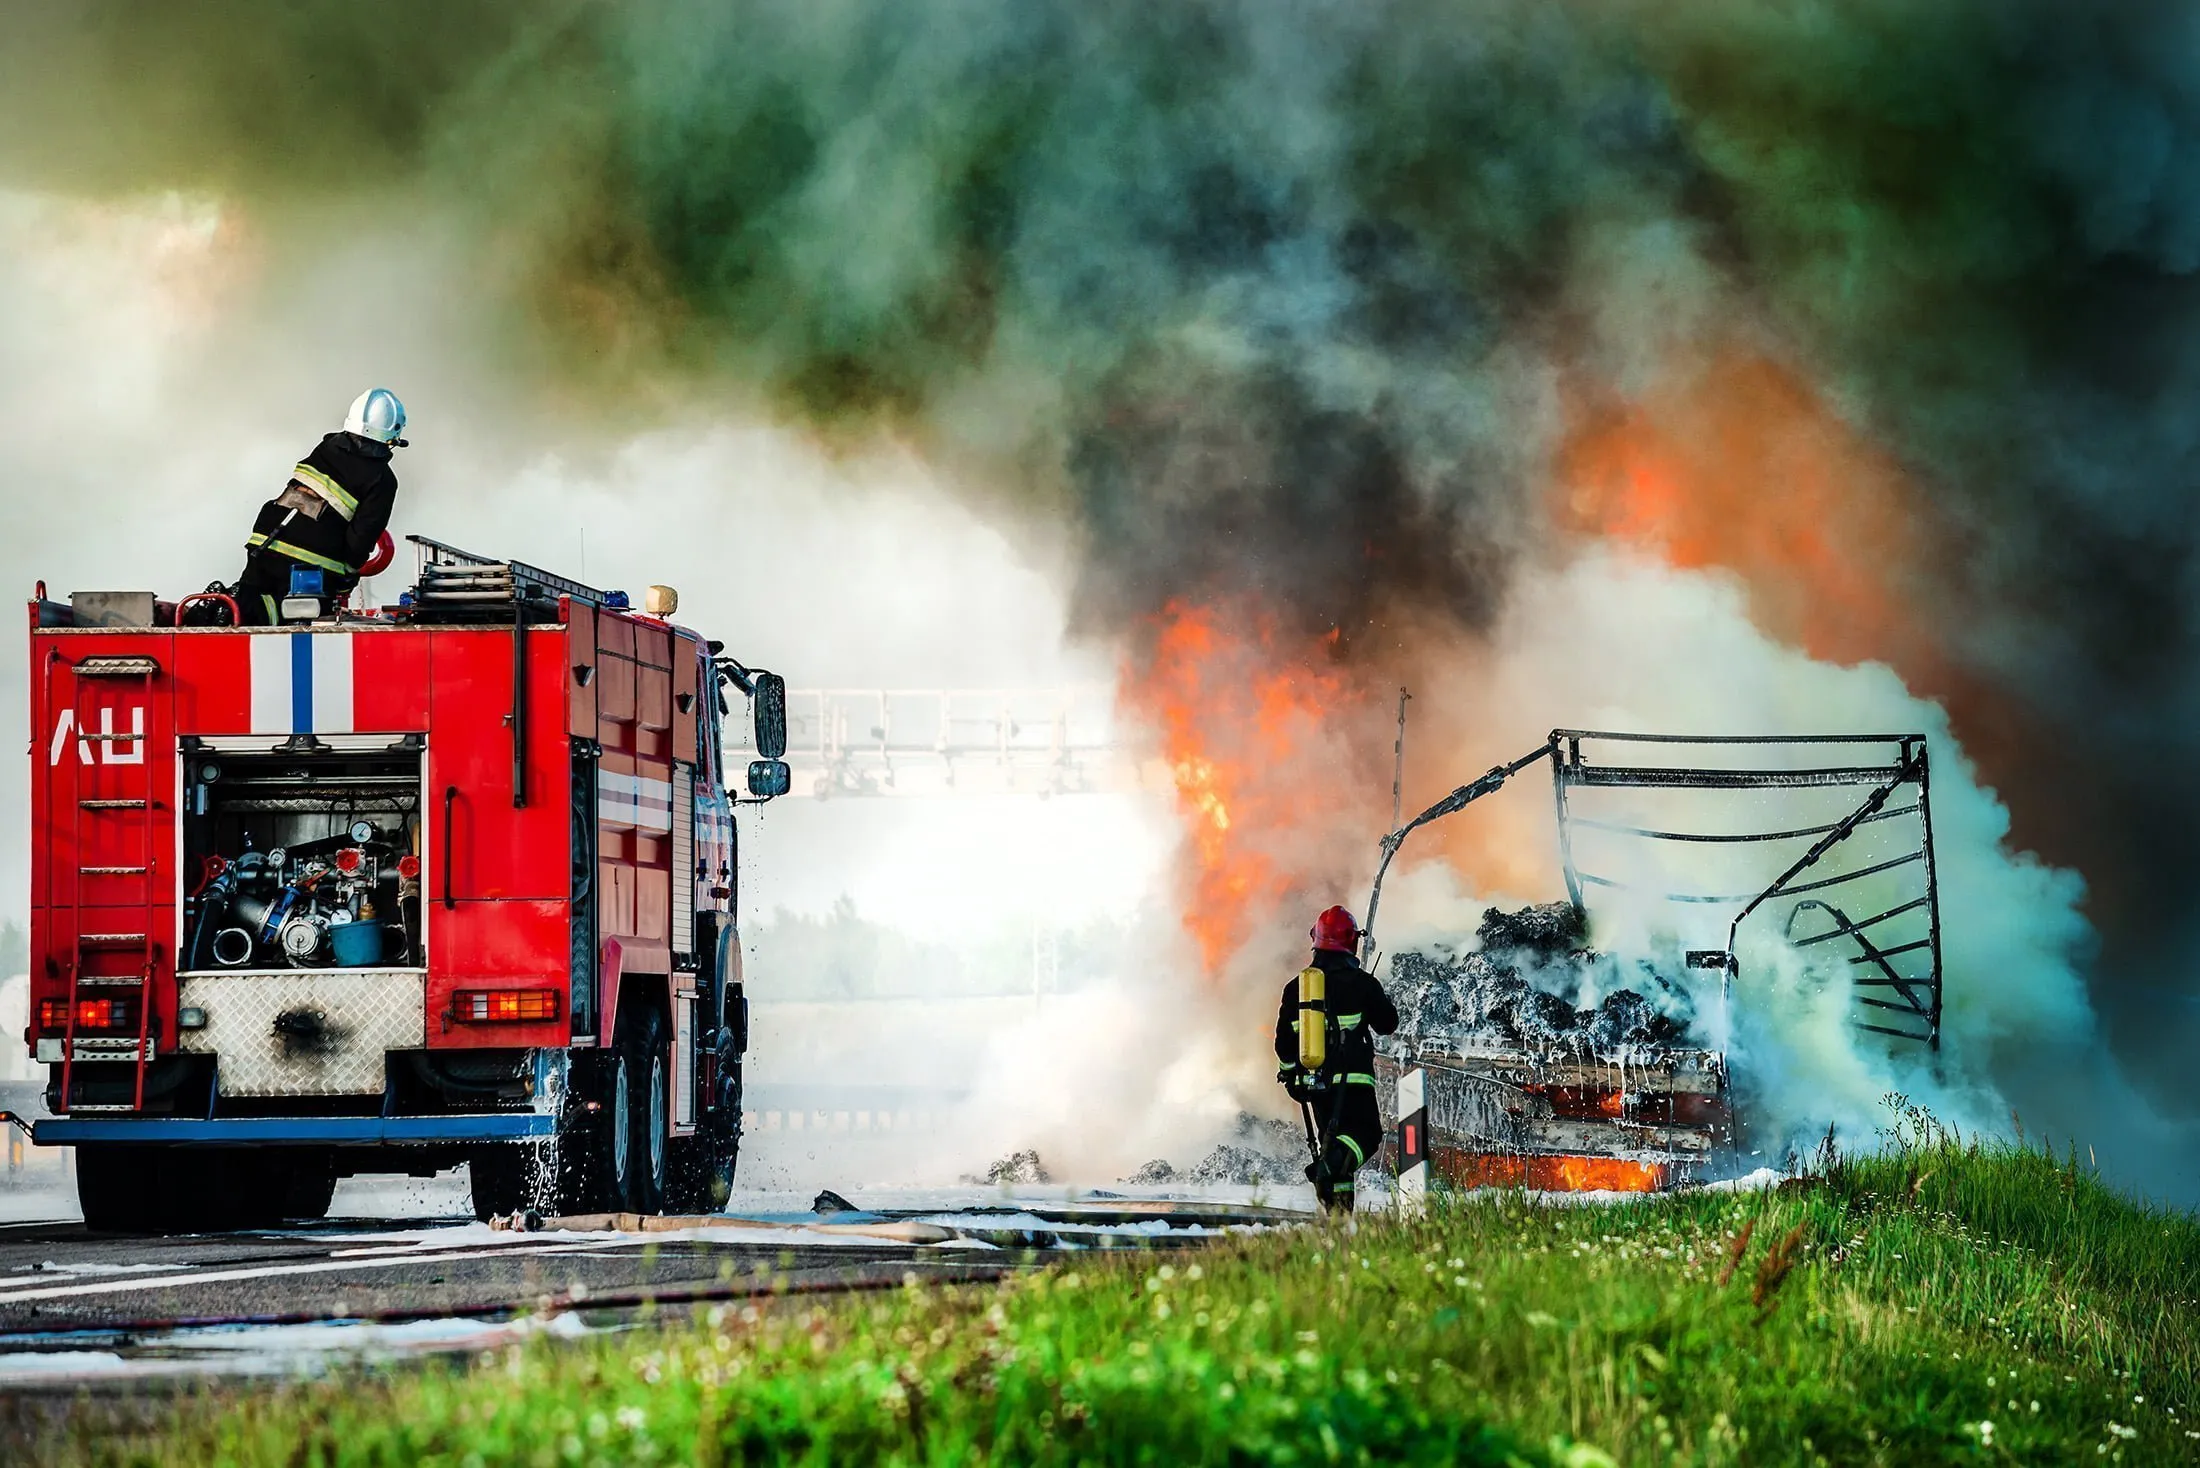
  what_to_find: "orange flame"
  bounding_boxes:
[1123,599,1366,971]
[1441,1151,1667,1193]
[1559,350,1942,682]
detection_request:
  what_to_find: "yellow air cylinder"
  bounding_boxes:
[1296,966,1327,1070]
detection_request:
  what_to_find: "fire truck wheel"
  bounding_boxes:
[548,1051,629,1216]
[75,1145,146,1232]
[273,1151,338,1222]
[81,1148,262,1233]
[470,1144,551,1221]
[618,1002,671,1215]
[667,1125,738,1214]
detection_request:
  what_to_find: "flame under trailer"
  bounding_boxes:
[17,538,792,1232]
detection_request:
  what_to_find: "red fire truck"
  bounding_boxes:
[20,539,791,1232]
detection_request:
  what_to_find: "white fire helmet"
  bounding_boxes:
[343,388,408,446]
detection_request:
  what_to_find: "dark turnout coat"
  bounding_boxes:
[1273,947,1400,1082]
[1275,947,1399,1207]
[238,432,400,605]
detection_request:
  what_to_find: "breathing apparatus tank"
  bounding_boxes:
[1295,965,1328,1071]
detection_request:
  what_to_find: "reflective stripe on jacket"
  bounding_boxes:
[1274,948,1400,1086]
[289,462,358,520]
[245,532,350,575]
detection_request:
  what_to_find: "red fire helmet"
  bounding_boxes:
[1310,905,1361,953]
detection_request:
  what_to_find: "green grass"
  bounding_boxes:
[54,1142,2200,1466]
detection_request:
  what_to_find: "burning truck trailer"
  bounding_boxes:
[15,539,794,1233]
[1365,731,1946,1195]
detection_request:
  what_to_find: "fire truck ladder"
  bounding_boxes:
[406,535,605,616]
[49,652,163,1113]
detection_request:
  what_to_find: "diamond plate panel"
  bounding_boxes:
[177,970,426,1097]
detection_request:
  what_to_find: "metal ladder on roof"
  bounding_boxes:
[50,653,162,1114]
[406,534,604,616]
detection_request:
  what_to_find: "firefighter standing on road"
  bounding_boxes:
[232,388,407,624]
[1275,905,1399,1215]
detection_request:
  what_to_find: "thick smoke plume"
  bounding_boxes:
[6,2,2200,1185]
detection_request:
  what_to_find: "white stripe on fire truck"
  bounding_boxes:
[597,771,674,832]
[248,632,355,736]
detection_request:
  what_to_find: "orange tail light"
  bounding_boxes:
[38,997,135,1033]
[450,989,560,1023]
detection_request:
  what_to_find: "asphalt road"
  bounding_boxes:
[0,1166,1305,1459]
[0,1173,1299,1384]
[0,1213,994,1341]
[0,1196,1029,1455]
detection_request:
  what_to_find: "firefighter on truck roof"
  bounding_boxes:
[231,388,407,625]
[1275,904,1399,1215]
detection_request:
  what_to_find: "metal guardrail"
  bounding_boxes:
[776,687,1139,798]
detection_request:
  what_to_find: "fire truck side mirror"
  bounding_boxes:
[745,759,791,799]
[751,671,788,759]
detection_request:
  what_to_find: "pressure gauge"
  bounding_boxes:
[349,820,377,844]
[197,761,222,784]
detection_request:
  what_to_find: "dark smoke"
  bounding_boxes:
[5,1,2200,1123]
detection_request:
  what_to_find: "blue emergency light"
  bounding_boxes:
[282,567,328,622]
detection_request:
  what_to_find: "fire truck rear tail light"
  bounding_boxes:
[452,990,559,1023]
[38,997,134,1032]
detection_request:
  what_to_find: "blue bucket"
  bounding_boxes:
[330,918,383,968]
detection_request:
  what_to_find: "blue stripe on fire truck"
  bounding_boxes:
[291,630,312,733]
[250,632,355,735]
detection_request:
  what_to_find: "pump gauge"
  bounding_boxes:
[349,820,377,844]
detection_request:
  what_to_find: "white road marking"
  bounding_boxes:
[0,1242,611,1308]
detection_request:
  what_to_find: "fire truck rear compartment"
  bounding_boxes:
[180,739,424,975]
